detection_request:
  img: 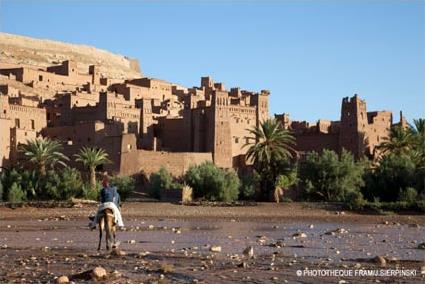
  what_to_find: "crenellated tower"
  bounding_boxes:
[339,94,368,158]
[211,90,233,168]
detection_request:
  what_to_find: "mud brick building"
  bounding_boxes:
[275,95,407,160]
[0,56,406,176]
[0,93,46,167]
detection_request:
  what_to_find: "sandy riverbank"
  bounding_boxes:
[0,203,424,283]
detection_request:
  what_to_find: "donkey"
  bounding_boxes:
[97,208,117,250]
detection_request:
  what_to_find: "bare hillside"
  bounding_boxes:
[0,32,142,79]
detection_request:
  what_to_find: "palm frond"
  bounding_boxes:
[74,146,111,169]
[243,118,297,170]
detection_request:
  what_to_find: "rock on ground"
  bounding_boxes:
[243,246,254,258]
[91,267,107,279]
[210,246,222,253]
[55,275,69,284]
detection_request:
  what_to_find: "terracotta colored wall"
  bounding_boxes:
[211,91,233,168]
[295,133,340,154]
[228,105,257,158]
[0,118,11,168]
[157,117,189,152]
[119,149,213,177]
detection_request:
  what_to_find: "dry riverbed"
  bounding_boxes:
[0,202,424,283]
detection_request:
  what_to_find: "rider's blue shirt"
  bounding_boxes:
[100,186,121,208]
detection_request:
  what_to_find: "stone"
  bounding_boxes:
[374,256,386,267]
[273,240,285,248]
[55,276,69,284]
[111,270,122,278]
[258,236,267,244]
[138,251,150,257]
[238,262,249,268]
[292,232,307,238]
[128,240,136,244]
[408,223,420,228]
[325,228,348,235]
[210,246,222,252]
[110,248,126,256]
[243,246,254,258]
[91,267,107,279]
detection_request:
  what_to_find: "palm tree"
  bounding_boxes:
[377,125,414,155]
[245,118,296,168]
[243,118,296,198]
[412,118,425,139]
[19,138,69,177]
[411,118,425,168]
[74,147,111,190]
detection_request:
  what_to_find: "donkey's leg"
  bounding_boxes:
[98,218,103,251]
[105,217,110,250]
[112,226,117,248]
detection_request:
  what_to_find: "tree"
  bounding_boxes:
[411,118,425,169]
[184,162,240,202]
[243,118,296,199]
[363,153,417,202]
[149,167,175,199]
[412,118,425,140]
[300,149,366,202]
[19,138,69,177]
[74,147,111,190]
[377,125,414,155]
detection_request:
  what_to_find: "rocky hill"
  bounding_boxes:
[0,32,142,79]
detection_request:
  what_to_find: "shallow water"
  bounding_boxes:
[2,218,424,263]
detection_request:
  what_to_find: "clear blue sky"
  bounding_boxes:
[0,0,424,123]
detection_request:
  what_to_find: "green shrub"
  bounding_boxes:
[363,153,416,202]
[0,169,40,200]
[299,149,366,202]
[82,182,100,201]
[361,200,425,213]
[184,162,240,202]
[399,187,418,203]
[275,171,298,189]
[43,168,84,200]
[0,167,83,201]
[1,169,22,200]
[7,182,26,203]
[239,172,260,200]
[149,167,175,199]
[19,170,39,200]
[58,168,84,200]
[110,176,135,201]
[344,190,366,210]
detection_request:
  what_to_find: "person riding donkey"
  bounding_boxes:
[89,175,124,229]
